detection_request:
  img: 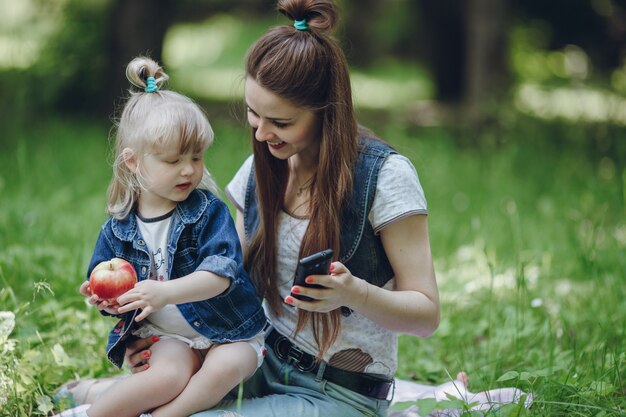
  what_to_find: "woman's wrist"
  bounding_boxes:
[347,277,371,312]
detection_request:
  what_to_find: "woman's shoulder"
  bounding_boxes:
[225,155,254,211]
[377,153,423,196]
[357,133,397,157]
[227,155,254,185]
[381,153,419,175]
[237,155,255,177]
[369,153,427,232]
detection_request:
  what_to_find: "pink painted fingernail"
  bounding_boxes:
[151,336,160,343]
[291,287,300,294]
[143,350,151,359]
[285,296,295,304]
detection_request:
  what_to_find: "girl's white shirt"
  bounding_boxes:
[226,153,427,377]
[134,213,213,349]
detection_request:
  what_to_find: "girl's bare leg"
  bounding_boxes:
[151,341,258,417]
[86,339,200,417]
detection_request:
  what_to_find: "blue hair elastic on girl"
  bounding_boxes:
[294,19,309,31]
[145,76,158,93]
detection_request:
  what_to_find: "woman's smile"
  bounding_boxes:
[245,77,321,162]
[267,140,287,149]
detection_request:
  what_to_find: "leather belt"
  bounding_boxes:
[266,328,393,400]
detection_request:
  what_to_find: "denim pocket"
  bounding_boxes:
[321,378,389,417]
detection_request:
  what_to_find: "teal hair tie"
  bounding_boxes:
[145,76,158,93]
[294,19,309,31]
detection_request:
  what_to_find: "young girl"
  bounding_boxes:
[72,56,266,417]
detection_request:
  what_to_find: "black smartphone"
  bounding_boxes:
[292,249,334,301]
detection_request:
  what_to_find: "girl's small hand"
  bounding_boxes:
[116,280,169,321]
[79,280,120,315]
[285,262,366,312]
[79,280,92,297]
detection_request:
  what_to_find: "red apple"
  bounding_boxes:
[89,258,137,301]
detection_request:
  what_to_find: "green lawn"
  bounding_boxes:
[1,113,624,416]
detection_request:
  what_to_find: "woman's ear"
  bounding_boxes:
[122,148,138,172]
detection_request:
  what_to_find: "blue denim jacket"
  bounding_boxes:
[243,135,397,291]
[88,189,266,368]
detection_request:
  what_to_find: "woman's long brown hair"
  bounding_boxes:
[244,0,358,358]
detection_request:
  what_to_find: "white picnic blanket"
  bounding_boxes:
[53,376,533,417]
[390,378,533,416]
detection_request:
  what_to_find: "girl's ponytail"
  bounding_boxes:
[125,57,169,93]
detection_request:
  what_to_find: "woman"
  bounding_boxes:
[208,0,439,415]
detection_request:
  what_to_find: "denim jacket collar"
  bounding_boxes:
[111,189,209,242]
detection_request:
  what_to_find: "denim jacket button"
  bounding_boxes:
[141,266,147,275]
[193,321,201,327]
[138,240,145,245]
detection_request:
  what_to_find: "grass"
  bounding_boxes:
[0,112,625,416]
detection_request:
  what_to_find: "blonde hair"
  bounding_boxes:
[107,56,219,219]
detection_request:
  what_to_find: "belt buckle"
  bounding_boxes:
[272,334,316,372]
[272,334,291,361]
[289,346,317,372]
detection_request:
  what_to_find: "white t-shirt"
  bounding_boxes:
[226,154,427,377]
[134,211,212,349]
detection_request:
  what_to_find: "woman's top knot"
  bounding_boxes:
[293,19,309,31]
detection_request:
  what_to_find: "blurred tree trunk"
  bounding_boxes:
[103,0,177,115]
[463,0,510,123]
[418,0,509,124]
[418,0,465,102]
[341,0,385,67]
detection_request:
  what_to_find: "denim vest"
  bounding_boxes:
[243,136,397,292]
[88,189,266,368]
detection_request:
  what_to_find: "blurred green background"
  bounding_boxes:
[3,0,626,126]
[1,0,625,416]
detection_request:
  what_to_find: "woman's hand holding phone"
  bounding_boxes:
[291,249,334,302]
[285,254,369,316]
[287,249,367,314]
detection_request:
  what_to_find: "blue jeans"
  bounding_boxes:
[192,338,390,417]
